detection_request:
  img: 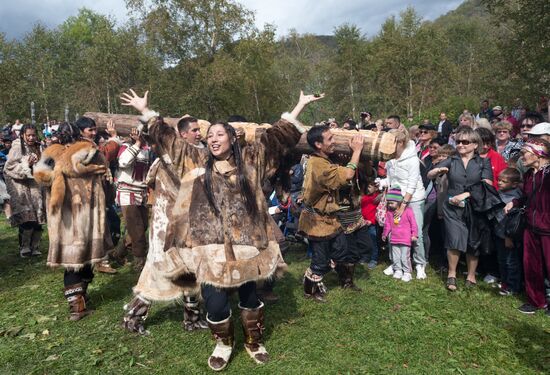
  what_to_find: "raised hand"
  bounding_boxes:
[106,119,117,138]
[120,89,149,114]
[290,90,326,119]
[298,90,325,106]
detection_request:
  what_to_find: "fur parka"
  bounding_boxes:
[132,112,302,301]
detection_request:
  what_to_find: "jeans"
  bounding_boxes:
[495,237,522,293]
[366,225,379,262]
[409,200,426,266]
[346,225,373,264]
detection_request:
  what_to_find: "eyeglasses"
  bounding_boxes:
[521,123,534,129]
[496,130,509,134]
[456,139,473,145]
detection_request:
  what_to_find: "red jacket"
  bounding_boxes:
[484,149,508,189]
[361,193,378,225]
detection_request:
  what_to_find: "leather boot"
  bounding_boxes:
[122,295,151,335]
[30,228,42,256]
[336,263,362,292]
[132,257,146,273]
[96,259,117,274]
[109,240,128,266]
[64,283,91,321]
[239,301,269,364]
[182,295,208,331]
[207,313,234,371]
[303,268,327,303]
[19,228,33,258]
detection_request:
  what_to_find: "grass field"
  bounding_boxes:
[0,218,549,374]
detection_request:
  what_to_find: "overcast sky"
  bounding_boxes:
[0,0,463,40]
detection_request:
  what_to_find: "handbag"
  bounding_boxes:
[504,185,535,239]
[375,188,388,225]
[504,207,525,239]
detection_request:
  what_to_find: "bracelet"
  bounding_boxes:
[347,162,357,170]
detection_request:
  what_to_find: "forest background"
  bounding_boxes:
[0,0,548,126]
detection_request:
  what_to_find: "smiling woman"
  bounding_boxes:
[427,126,495,291]
[119,89,323,371]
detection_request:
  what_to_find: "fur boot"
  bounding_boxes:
[109,240,128,266]
[122,295,151,335]
[335,263,362,291]
[207,313,234,371]
[30,228,42,256]
[239,301,269,364]
[64,283,91,321]
[303,268,327,303]
[182,295,208,331]
[19,228,33,258]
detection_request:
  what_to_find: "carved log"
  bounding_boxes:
[83,112,396,161]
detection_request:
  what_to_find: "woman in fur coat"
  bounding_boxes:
[4,124,46,257]
[34,122,113,320]
[120,89,322,371]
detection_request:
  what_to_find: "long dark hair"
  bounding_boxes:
[19,124,37,156]
[56,122,80,145]
[204,122,258,218]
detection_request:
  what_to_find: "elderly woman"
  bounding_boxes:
[427,127,494,291]
[505,139,550,315]
[416,124,437,160]
[380,129,427,279]
[120,90,321,371]
[4,124,46,257]
[495,121,522,162]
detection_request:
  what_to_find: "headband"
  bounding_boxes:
[522,142,549,158]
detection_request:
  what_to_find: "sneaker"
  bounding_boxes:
[383,265,394,276]
[367,260,377,270]
[517,303,537,315]
[393,270,403,280]
[401,273,412,282]
[416,264,427,280]
[483,274,498,284]
[20,248,32,258]
[499,287,512,296]
[31,249,42,256]
[546,309,550,318]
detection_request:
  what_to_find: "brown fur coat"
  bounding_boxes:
[34,141,113,270]
[132,113,302,301]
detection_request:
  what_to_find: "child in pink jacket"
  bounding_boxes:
[382,187,418,282]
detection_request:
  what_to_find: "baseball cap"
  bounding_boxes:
[525,122,550,136]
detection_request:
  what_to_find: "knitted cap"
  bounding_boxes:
[387,187,403,203]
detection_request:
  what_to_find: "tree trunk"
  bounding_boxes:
[83,112,396,161]
[253,82,261,120]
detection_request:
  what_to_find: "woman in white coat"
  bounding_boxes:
[380,129,427,279]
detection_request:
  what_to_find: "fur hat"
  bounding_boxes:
[387,187,403,203]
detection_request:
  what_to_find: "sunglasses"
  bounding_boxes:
[456,139,473,145]
[521,123,534,129]
[419,130,430,134]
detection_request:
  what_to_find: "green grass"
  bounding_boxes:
[0,218,549,375]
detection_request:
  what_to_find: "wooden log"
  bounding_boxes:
[84,112,396,161]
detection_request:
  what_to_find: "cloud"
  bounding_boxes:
[0,0,463,40]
